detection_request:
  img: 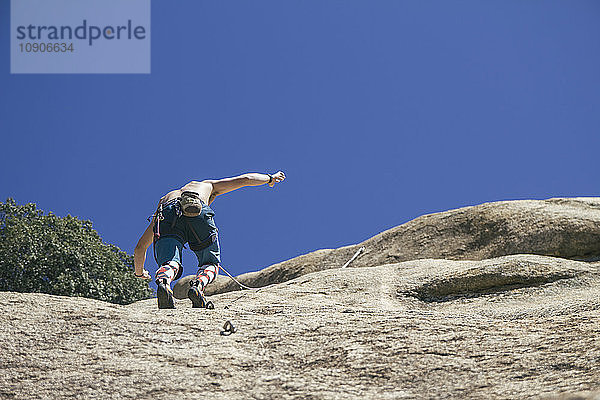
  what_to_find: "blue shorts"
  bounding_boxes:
[152,199,221,279]
[154,236,221,280]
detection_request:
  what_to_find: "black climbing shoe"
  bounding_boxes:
[188,281,206,308]
[156,278,175,309]
[188,281,214,309]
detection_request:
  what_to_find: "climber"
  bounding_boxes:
[133,171,286,309]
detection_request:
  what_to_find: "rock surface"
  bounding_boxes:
[2,254,600,399]
[193,197,600,297]
[4,198,600,399]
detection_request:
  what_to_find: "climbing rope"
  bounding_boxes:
[219,264,277,309]
[219,264,264,291]
[220,247,366,309]
[342,246,365,268]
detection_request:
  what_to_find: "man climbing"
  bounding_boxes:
[133,171,286,309]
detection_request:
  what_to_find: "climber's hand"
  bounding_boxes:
[269,171,286,188]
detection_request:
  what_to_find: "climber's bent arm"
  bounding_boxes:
[134,220,154,275]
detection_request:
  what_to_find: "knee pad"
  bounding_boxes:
[197,264,219,276]
[195,264,219,288]
[156,261,182,282]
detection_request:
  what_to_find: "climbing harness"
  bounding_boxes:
[149,197,218,267]
[148,203,165,239]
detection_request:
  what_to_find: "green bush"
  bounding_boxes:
[0,198,153,304]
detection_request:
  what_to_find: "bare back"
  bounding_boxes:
[159,181,215,206]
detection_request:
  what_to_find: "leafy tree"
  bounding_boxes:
[0,198,153,304]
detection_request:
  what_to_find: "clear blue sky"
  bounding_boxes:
[1,1,599,277]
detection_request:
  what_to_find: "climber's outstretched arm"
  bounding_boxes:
[207,171,286,198]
